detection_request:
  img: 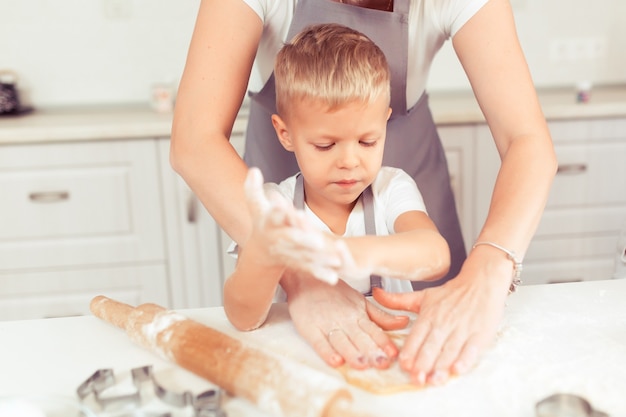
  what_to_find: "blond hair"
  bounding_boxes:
[274,23,390,117]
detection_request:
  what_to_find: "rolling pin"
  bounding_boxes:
[90,296,361,417]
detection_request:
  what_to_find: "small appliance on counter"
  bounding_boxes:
[0,69,33,116]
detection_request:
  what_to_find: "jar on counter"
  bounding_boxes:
[150,83,174,113]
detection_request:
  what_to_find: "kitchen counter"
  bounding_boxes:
[1,85,626,144]
[1,279,625,417]
[429,83,626,124]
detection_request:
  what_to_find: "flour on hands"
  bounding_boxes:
[245,168,353,285]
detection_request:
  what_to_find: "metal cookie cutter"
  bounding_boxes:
[536,393,609,417]
[77,365,226,417]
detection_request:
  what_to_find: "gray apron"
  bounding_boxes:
[293,174,382,294]
[243,0,465,287]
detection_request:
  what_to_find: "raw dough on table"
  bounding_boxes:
[337,333,421,395]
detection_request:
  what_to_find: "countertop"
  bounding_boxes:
[1,85,626,145]
[1,279,625,417]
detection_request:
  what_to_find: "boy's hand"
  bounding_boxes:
[244,168,344,284]
[282,270,410,369]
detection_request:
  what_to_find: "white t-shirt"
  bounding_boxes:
[240,0,489,108]
[231,167,427,295]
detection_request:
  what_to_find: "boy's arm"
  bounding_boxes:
[223,240,286,331]
[341,210,451,282]
[223,168,346,331]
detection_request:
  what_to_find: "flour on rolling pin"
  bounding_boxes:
[89,296,368,417]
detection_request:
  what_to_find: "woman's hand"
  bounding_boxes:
[282,270,410,370]
[372,252,511,386]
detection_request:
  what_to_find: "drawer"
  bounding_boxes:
[1,165,131,240]
[526,235,618,261]
[0,264,169,320]
[534,206,626,237]
[0,140,165,270]
[549,117,626,143]
[522,258,615,285]
[548,141,626,208]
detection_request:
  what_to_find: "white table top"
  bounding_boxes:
[1,279,625,417]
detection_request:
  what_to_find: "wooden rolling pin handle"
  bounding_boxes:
[90,296,171,348]
[90,296,169,329]
[90,295,135,330]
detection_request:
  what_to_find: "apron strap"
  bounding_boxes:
[361,185,383,294]
[294,173,305,210]
[294,174,382,294]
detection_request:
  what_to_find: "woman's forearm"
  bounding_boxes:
[169,0,263,245]
[476,132,557,257]
[169,130,252,245]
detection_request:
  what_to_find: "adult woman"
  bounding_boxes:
[170,0,557,386]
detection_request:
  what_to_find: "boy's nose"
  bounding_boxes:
[337,148,360,169]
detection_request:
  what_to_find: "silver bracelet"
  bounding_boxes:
[472,241,523,293]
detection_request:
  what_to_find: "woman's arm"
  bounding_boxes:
[170,0,263,245]
[454,0,557,256]
[341,211,451,282]
[375,0,557,386]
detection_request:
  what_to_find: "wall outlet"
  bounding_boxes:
[550,37,607,63]
[103,0,132,19]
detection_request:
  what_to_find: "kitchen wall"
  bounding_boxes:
[431,0,626,92]
[1,0,625,108]
[0,0,200,107]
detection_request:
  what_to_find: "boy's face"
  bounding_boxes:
[272,94,391,208]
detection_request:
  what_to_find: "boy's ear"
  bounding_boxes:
[271,114,294,152]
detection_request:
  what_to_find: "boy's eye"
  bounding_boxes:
[314,143,334,151]
[360,140,378,147]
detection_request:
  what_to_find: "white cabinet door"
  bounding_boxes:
[0,140,165,270]
[158,139,224,308]
[158,111,248,308]
[0,265,169,320]
[0,139,170,320]
[474,118,626,284]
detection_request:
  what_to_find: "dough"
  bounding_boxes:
[336,332,421,395]
[337,363,419,395]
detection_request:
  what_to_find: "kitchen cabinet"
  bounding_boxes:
[437,125,476,252]
[474,117,626,284]
[158,112,248,308]
[0,139,169,320]
[158,139,225,309]
[2,87,624,319]
[209,115,626,289]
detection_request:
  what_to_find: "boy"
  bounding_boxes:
[224,24,449,336]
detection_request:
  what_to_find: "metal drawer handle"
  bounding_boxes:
[548,278,583,284]
[556,163,587,175]
[187,193,198,223]
[29,191,70,203]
